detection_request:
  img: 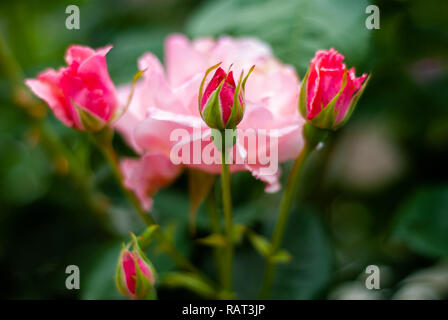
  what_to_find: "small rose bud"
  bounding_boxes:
[199,63,254,130]
[115,238,156,300]
[25,45,118,132]
[299,48,369,131]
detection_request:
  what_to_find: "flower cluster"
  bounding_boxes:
[25,36,368,234]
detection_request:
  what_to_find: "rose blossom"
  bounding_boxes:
[300,48,368,130]
[25,45,118,131]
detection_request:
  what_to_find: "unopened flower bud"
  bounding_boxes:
[115,238,156,300]
[199,63,254,130]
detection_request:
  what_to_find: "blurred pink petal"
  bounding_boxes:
[121,153,181,211]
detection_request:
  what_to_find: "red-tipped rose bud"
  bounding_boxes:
[115,238,156,300]
[199,63,254,130]
[299,48,369,131]
[25,45,118,132]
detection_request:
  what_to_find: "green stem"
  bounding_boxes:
[258,143,312,299]
[206,188,225,286]
[92,128,206,276]
[220,136,234,294]
[95,130,155,226]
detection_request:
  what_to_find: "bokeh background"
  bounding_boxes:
[0,0,447,299]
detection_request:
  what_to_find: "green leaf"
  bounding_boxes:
[247,231,271,258]
[271,250,292,264]
[233,206,333,299]
[137,225,160,250]
[392,185,448,257]
[161,272,217,299]
[270,207,333,299]
[197,233,227,247]
[81,242,123,300]
[247,230,291,263]
[187,0,370,73]
[232,224,246,244]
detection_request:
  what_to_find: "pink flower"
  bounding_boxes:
[25,45,118,131]
[116,247,156,299]
[115,35,305,201]
[299,48,368,130]
[121,153,182,211]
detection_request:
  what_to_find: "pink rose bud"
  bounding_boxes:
[299,48,369,131]
[25,45,118,132]
[115,240,156,300]
[199,63,254,130]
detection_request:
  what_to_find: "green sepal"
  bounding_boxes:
[115,243,131,298]
[134,256,153,299]
[242,65,255,91]
[225,70,244,129]
[309,69,348,130]
[74,102,106,132]
[298,67,310,119]
[112,68,146,123]
[131,233,157,283]
[198,62,222,115]
[201,79,226,129]
[131,233,157,299]
[333,73,371,130]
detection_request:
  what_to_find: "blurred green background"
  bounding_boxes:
[0,0,447,299]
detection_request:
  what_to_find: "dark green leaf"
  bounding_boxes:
[393,185,448,257]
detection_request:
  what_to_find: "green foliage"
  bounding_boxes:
[187,0,370,73]
[233,207,332,299]
[393,186,448,257]
[0,0,447,300]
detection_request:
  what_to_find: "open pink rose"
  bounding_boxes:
[25,45,118,130]
[115,35,305,205]
[300,48,368,130]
